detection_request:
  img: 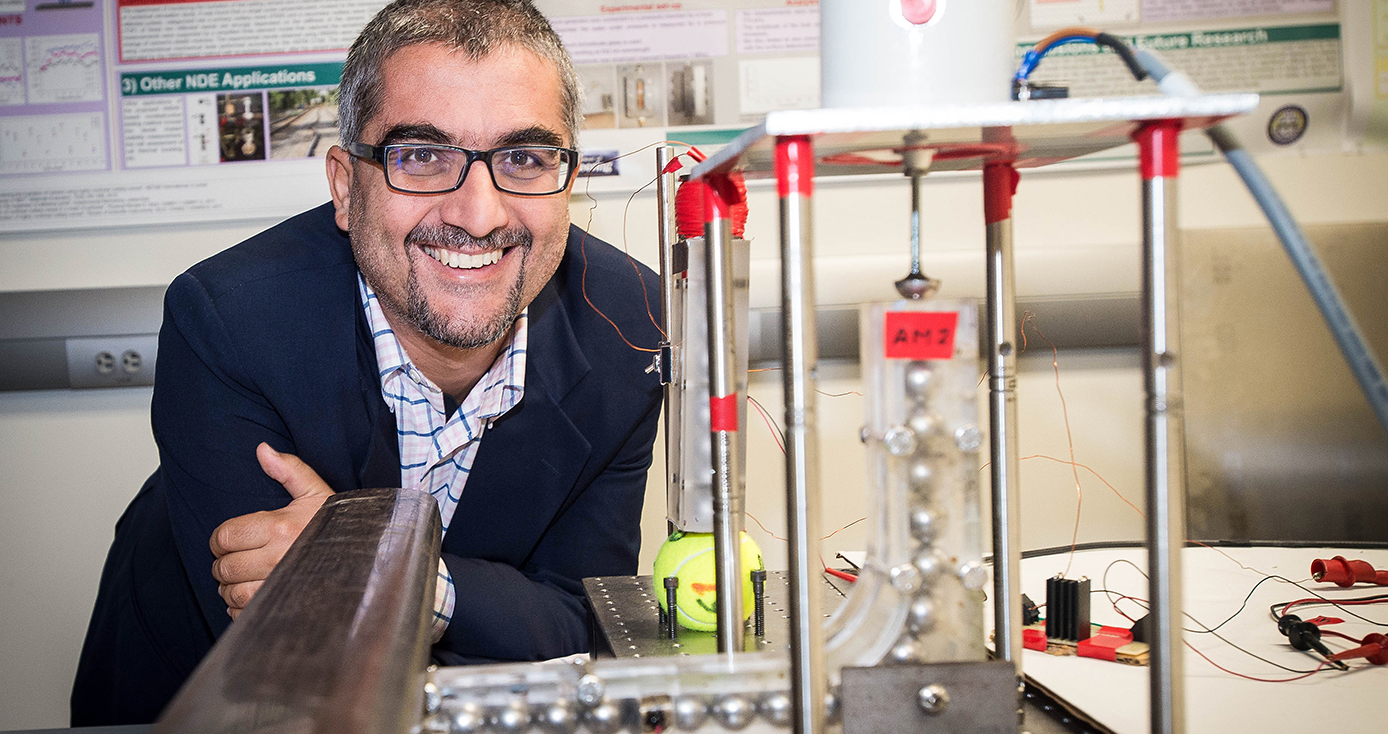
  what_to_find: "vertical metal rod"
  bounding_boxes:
[908,171,923,276]
[983,161,1023,678]
[1134,120,1186,734]
[702,175,746,654]
[655,146,678,339]
[655,146,681,527]
[776,135,825,734]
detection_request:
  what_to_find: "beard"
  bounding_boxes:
[350,191,535,350]
[401,222,532,349]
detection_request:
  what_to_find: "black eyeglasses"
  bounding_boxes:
[346,142,579,196]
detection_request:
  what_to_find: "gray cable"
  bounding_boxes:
[1134,50,1388,435]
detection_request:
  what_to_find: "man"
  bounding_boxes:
[71,0,662,725]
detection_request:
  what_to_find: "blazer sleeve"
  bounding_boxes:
[434,397,660,663]
[152,272,300,639]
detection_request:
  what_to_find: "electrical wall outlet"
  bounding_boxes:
[65,335,158,389]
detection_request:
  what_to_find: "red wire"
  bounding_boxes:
[1278,597,1388,618]
[1184,641,1328,683]
[824,567,858,583]
[746,394,786,454]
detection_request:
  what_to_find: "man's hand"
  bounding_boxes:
[210,443,335,619]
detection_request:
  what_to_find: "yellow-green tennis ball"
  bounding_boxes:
[653,531,764,631]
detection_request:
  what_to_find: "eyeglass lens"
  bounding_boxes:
[385,145,572,194]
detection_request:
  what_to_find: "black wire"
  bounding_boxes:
[1099,560,1324,675]
[745,394,786,445]
[1093,33,1148,82]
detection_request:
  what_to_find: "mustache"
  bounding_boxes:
[405,223,532,251]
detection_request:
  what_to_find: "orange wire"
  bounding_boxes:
[574,140,701,354]
[746,366,862,397]
[1034,26,1101,51]
[1021,312,1085,578]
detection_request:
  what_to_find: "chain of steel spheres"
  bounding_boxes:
[422,674,844,733]
[882,360,989,664]
[417,361,988,733]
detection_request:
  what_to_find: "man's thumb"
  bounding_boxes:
[256,442,335,501]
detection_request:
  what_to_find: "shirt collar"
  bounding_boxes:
[357,272,527,416]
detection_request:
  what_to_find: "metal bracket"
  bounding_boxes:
[841,661,1018,734]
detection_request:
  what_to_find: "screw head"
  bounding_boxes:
[884,426,918,456]
[954,426,983,452]
[889,563,922,593]
[577,674,605,708]
[918,684,950,714]
[958,560,988,590]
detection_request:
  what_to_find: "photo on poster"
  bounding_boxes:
[218,91,266,163]
[268,87,339,159]
[576,64,617,130]
[668,60,714,127]
[616,62,665,128]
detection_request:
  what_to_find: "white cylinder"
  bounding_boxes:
[820,0,1018,109]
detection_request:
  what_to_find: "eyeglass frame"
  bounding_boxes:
[344,141,580,197]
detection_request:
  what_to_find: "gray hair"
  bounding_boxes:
[339,0,581,146]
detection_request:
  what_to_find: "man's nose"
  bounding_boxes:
[437,159,508,237]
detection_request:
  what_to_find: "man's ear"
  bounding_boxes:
[325,145,354,231]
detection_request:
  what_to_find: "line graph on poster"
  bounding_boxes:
[25,33,103,105]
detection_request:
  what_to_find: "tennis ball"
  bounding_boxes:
[653,530,764,631]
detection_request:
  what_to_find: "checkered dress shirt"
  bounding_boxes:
[359,274,527,641]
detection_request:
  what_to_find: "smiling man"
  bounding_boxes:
[71,1,663,725]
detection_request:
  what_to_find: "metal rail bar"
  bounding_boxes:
[155,488,441,734]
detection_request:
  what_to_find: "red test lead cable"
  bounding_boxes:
[1312,556,1388,587]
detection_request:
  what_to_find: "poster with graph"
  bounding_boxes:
[24,33,103,104]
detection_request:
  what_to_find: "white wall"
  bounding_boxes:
[1,150,1386,729]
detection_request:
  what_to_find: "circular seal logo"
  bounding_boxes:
[1267,105,1309,146]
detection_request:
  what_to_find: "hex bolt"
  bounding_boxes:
[917,684,949,715]
[576,674,605,708]
[751,569,767,637]
[664,576,679,639]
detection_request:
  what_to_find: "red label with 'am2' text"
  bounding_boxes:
[883,311,958,360]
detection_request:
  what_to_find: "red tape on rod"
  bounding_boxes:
[709,394,738,432]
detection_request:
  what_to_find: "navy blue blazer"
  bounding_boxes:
[71,203,664,726]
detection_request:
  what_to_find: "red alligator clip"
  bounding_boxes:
[1311,556,1388,587]
[1327,634,1388,665]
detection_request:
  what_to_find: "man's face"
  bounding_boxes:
[328,43,572,350]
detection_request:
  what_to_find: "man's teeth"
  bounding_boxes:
[422,246,503,269]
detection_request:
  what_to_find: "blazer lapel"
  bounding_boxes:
[354,289,403,489]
